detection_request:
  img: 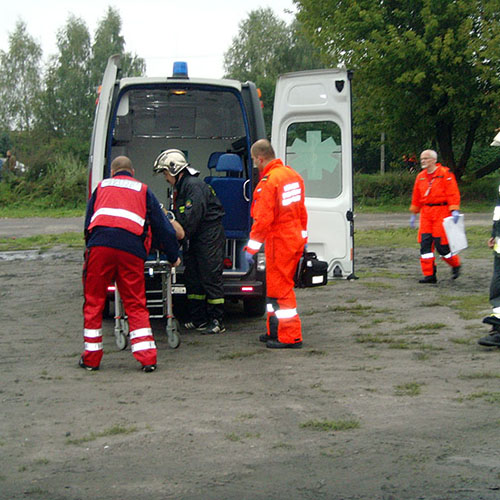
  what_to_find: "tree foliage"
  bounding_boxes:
[0,8,145,167]
[295,0,500,179]
[223,8,323,132]
[0,21,42,131]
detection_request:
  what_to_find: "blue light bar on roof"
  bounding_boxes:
[172,61,188,78]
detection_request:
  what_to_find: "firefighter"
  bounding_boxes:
[81,156,180,373]
[409,149,461,283]
[479,184,500,347]
[154,149,226,335]
[245,139,308,348]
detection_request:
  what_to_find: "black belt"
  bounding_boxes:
[425,202,448,206]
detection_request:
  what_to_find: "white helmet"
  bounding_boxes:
[153,149,189,176]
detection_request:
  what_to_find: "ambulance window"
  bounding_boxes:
[285,121,342,199]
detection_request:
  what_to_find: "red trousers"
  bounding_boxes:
[265,237,303,344]
[82,246,156,368]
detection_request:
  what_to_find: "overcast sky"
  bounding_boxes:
[1,0,296,79]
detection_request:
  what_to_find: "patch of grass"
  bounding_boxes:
[464,391,500,404]
[394,382,424,396]
[459,372,500,380]
[237,413,256,420]
[66,424,137,445]
[272,442,294,450]
[300,419,360,432]
[432,294,489,320]
[0,232,83,251]
[450,337,475,345]
[359,270,405,279]
[412,351,432,361]
[362,281,394,289]
[304,349,328,356]
[218,350,264,360]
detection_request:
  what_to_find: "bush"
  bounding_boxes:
[0,153,87,209]
[354,171,498,208]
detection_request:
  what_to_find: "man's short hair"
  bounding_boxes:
[251,139,276,160]
[111,156,133,174]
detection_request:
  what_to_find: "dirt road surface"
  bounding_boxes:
[1,216,500,499]
[0,212,492,237]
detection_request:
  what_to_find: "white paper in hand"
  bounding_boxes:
[443,215,467,254]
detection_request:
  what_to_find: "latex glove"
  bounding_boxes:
[452,210,460,224]
[409,214,416,229]
[244,250,255,267]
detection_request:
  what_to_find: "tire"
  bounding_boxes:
[243,297,266,317]
[166,319,181,349]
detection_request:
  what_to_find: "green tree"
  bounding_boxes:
[295,0,500,179]
[224,8,322,131]
[0,20,42,131]
[91,6,145,90]
[39,15,93,138]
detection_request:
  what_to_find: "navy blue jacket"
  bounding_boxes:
[85,171,179,262]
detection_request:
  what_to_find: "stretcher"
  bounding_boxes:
[113,252,181,350]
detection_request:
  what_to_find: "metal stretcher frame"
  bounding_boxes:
[113,253,181,350]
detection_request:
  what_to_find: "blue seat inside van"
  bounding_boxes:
[205,153,250,239]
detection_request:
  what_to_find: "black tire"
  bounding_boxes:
[243,297,266,317]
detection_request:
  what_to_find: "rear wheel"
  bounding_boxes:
[243,297,266,317]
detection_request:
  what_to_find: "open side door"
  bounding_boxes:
[271,69,354,279]
[88,54,120,195]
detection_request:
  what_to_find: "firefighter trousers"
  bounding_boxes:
[82,246,156,368]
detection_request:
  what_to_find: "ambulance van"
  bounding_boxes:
[89,55,355,317]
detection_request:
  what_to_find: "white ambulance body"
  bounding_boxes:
[88,56,355,316]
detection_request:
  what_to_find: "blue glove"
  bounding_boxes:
[452,210,460,224]
[244,251,254,266]
[409,214,416,229]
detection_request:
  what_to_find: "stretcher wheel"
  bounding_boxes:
[114,318,129,350]
[116,332,128,350]
[166,319,181,349]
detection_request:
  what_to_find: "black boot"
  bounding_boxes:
[451,266,461,279]
[419,275,437,284]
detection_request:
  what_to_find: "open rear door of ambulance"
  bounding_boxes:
[88,54,120,195]
[271,68,355,279]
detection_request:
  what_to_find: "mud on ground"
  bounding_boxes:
[1,245,500,500]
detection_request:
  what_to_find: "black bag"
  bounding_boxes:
[294,251,328,288]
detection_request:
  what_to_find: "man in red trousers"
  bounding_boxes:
[81,156,180,372]
[409,149,461,283]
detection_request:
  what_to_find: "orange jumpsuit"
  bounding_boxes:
[246,159,308,344]
[410,164,461,277]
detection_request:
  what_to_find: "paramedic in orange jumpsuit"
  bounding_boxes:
[409,149,461,283]
[81,156,180,372]
[245,139,308,348]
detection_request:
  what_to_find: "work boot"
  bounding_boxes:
[478,332,500,347]
[482,315,500,327]
[142,364,157,373]
[183,320,208,331]
[266,339,303,349]
[418,275,437,284]
[79,357,99,371]
[201,319,226,335]
[259,333,270,343]
[451,266,461,279]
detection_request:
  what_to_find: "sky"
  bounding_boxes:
[1,0,296,79]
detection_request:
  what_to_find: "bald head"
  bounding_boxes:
[111,156,134,175]
[251,139,276,162]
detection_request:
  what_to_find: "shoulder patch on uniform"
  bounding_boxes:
[261,176,268,182]
[185,199,193,209]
